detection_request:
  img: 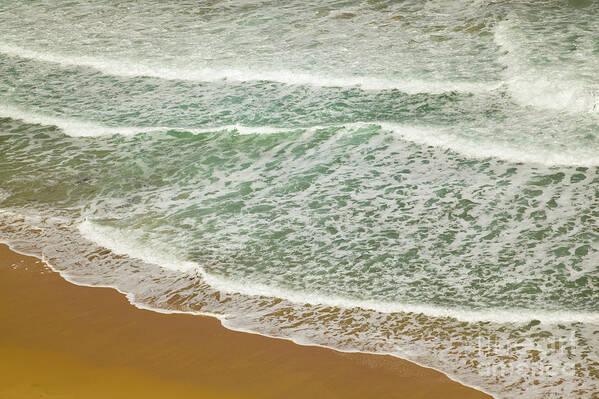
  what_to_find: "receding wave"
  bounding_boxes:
[0,42,501,94]
[78,219,599,325]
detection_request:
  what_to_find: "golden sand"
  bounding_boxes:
[0,243,490,398]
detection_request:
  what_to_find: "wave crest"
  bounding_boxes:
[3,104,599,166]
[494,20,599,114]
[0,42,500,94]
[78,219,599,325]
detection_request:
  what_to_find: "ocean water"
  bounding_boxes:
[0,1,598,397]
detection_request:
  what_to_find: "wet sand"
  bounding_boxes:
[0,243,491,399]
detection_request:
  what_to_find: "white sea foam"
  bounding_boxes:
[0,42,500,94]
[377,122,599,167]
[78,219,599,325]
[0,104,161,137]
[494,20,599,114]
[0,104,300,137]
[199,124,300,135]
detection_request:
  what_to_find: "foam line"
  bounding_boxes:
[0,104,300,137]
[3,104,598,166]
[377,122,599,167]
[0,104,161,137]
[78,219,599,325]
[0,42,500,94]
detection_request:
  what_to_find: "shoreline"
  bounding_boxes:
[0,243,491,398]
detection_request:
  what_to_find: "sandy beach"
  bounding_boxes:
[0,243,490,399]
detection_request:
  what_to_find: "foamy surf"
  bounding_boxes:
[0,42,501,94]
[2,104,597,167]
[0,104,302,137]
[494,19,599,114]
[0,104,159,137]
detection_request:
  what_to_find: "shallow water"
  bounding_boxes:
[1,1,598,397]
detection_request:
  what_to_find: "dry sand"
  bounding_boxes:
[0,243,491,398]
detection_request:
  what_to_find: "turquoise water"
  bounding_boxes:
[1,1,598,397]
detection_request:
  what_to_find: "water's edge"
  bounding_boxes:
[0,238,497,399]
